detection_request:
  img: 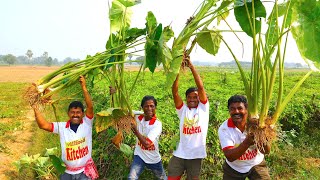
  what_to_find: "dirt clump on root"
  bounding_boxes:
[247,117,277,151]
[23,84,53,110]
[111,115,135,149]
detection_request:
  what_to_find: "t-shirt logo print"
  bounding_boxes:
[138,135,156,151]
[183,114,202,135]
[65,137,89,161]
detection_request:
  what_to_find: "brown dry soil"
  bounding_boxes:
[0,66,60,180]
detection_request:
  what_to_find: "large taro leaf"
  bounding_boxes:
[49,155,66,174]
[145,24,163,73]
[145,11,158,35]
[125,27,146,43]
[196,27,222,55]
[291,0,320,65]
[159,26,174,71]
[234,0,266,37]
[95,108,127,133]
[162,26,174,42]
[110,0,133,33]
[166,44,184,88]
[145,39,158,73]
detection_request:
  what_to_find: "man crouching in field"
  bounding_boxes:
[218,95,271,180]
[128,95,167,180]
[30,75,98,180]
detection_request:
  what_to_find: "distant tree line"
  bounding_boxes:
[0,49,80,66]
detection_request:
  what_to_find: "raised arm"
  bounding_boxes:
[79,75,93,118]
[188,60,207,103]
[32,104,52,132]
[172,74,183,108]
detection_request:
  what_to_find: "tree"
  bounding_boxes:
[53,58,59,65]
[127,54,133,65]
[42,51,49,65]
[17,56,29,64]
[26,49,33,64]
[135,56,145,65]
[0,55,4,64]
[3,54,17,65]
[45,57,53,67]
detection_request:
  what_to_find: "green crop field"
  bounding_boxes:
[47,68,320,179]
[1,67,319,179]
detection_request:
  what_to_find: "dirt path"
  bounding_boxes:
[0,110,34,179]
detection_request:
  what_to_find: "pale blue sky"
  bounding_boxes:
[0,0,305,64]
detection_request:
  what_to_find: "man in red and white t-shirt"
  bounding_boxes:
[31,75,98,180]
[218,95,271,179]
[128,95,166,180]
[168,59,209,180]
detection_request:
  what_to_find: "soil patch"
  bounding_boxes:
[0,66,59,179]
[0,65,60,82]
[0,110,34,180]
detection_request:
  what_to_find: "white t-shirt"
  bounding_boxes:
[173,99,209,159]
[134,114,162,164]
[51,115,93,174]
[218,118,264,173]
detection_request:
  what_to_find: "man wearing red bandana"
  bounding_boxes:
[128,95,167,180]
[31,75,98,180]
[168,59,209,180]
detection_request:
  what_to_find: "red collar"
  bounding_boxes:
[138,114,156,125]
[187,105,198,110]
[227,118,236,128]
[65,119,83,128]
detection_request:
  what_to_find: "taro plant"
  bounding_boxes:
[24,0,171,151]
[211,0,320,149]
[153,0,232,86]
[14,147,64,179]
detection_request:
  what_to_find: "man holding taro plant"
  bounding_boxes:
[218,95,271,180]
[168,57,209,180]
[128,95,167,179]
[30,75,99,180]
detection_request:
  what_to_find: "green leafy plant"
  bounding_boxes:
[14,147,64,179]
[216,0,320,148]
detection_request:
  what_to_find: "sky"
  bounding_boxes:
[0,0,306,64]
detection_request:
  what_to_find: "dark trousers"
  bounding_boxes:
[60,172,90,180]
[223,160,271,180]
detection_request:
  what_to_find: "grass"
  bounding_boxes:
[1,67,319,179]
[0,82,27,139]
[0,82,60,179]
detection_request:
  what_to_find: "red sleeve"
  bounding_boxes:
[222,146,234,151]
[50,123,54,132]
